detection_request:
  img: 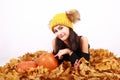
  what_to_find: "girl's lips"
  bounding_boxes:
[59,34,65,39]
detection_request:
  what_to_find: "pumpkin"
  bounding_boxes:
[16,61,37,72]
[36,53,58,70]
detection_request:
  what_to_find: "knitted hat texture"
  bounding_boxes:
[49,13,73,30]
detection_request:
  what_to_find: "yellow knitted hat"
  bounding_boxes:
[49,13,73,30]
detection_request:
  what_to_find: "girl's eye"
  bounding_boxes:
[53,29,57,33]
[53,25,63,33]
[59,26,63,30]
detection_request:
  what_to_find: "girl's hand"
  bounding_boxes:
[74,59,80,70]
[55,48,72,59]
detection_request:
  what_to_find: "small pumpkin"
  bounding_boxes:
[36,53,58,70]
[16,61,37,72]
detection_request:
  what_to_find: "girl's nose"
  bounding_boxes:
[56,30,62,36]
[57,31,63,38]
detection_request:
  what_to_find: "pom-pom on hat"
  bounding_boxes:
[49,13,73,30]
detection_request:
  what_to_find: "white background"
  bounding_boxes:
[0,0,120,66]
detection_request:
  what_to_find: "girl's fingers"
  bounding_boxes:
[59,55,63,59]
[54,54,63,59]
[54,54,58,57]
[74,59,81,70]
[74,59,78,65]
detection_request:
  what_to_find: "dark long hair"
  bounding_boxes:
[53,28,79,55]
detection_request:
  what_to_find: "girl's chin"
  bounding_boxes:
[59,37,67,41]
[60,38,67,41]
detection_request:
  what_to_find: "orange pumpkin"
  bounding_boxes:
[36,53,58,70]
[16,61,37,72]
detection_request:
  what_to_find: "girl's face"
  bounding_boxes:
[53,25,70,43]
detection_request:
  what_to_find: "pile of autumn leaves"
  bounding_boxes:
[0,49,120,80]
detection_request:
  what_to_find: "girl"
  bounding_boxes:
[49,9,90,68]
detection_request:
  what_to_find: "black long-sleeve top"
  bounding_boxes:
[55,36,90,65]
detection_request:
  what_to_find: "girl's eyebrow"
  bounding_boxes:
[57,25,62,27]
[58,25,63,28]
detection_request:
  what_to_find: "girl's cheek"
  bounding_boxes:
[55,33,58,37]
